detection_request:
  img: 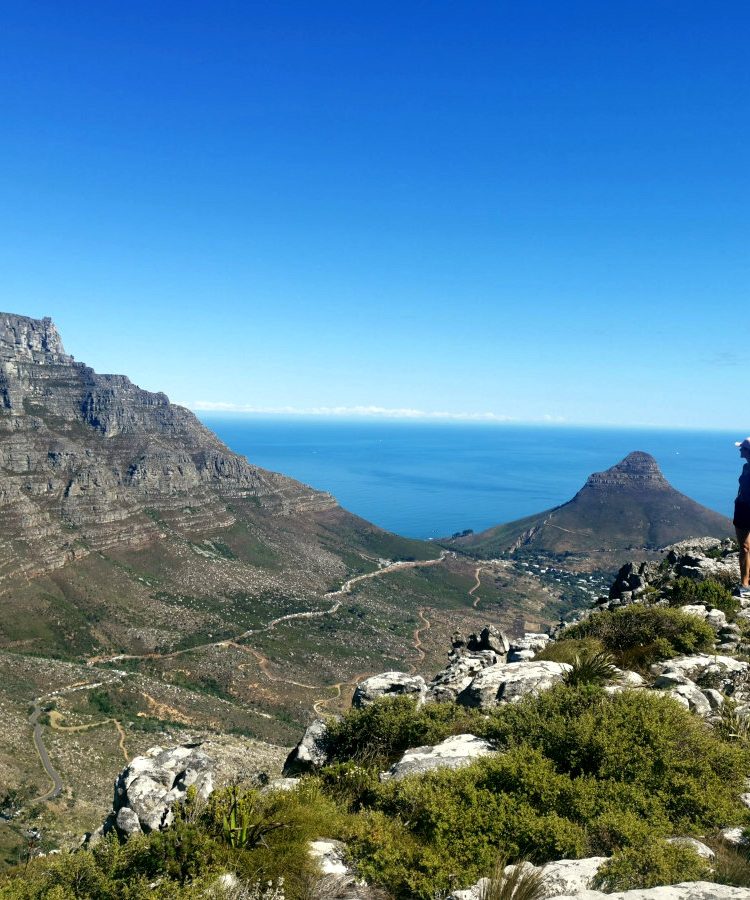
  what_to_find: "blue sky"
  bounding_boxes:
[1,2,748,428]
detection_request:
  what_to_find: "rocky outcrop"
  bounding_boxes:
[283,720,330,775]
[548,883,749,899]
[351,672,427,708]
[453,857,608,900]
[90,743,215,841]
[381,734,494,781]
[457,660,571,709]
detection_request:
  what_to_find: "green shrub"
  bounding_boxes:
[667,577,739,619]
[592,839,711,891]
[534,637,605,665]
[480,683,749,829]
[560,605,714,667]
[562,650,619,687]
[324,695,486,766]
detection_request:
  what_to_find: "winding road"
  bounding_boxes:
[28,700,63,803]
[28,552,448,804]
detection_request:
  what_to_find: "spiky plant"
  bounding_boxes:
[716,702,750,747]
[563,649,619,687]
[479,858,549,900]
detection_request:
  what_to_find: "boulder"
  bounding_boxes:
[650,655,748,694]
[457,660,571,709]
[507,633,550,663]
[109,744,214,836]
[115,807,142,838]
[702,688,724,710]
[705,609,728,630]
[665,837,715,860]
[678,604,709,620]
[351,672,426,709]
[651,673,712,717]
[283,720,330,776]
[308,839,350,876]
[427,650,499,702]
[466,625,510,655]
[452,857,608,900]
[548,884,749,899]
[721,826,749,846]
[382,734,495,781]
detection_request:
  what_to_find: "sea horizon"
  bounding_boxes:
[199,415,740,541]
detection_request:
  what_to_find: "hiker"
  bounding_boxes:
[733,437,750,598]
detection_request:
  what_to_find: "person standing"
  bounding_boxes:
[733,438,750,598]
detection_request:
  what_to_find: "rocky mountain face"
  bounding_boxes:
[448,451,733,557]
[0,312,335,584]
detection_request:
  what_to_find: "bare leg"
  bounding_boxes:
[736,528,750,587]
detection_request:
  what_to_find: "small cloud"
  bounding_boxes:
[190,401,521,422]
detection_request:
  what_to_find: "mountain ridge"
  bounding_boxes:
[0,311,337,584]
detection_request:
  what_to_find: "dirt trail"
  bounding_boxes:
[469,566,484,608]
[48,710,129,763]
[408,607,431,673]
[224,641,316,689]
[88,552,447,669]
[315,605,434,712]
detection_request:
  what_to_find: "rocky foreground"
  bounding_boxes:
[63,537,750,900]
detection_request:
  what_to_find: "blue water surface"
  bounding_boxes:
[198,416,742,540]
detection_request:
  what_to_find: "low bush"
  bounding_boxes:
[592,839,711,891]
[534,637,604,665]
[560,605,715,667]
[324,695,486,766]
[667,577,739,619]
[0,783,344,900]
[327,686,750,898]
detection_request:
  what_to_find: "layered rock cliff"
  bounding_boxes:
[0,312,335,583]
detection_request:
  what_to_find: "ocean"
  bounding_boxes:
[199,416,742,540]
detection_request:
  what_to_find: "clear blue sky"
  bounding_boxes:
[2,2,748,428]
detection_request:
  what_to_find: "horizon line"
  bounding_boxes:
[186,402,740,432]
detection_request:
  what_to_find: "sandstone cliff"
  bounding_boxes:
[0,312,335,583]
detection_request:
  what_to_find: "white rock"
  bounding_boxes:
[428,651,499,702]
[665,837,715,859]
[549,884,749,899]
[740,793,750,809]
[352,672,426,708]
[261,777,300,794]
[618,670,646,687]
[382,734,494,781]
[678,604,709,620]
[458,661,571,709]
[115,806,142,837]
[721,826,749,846]
[283,719,330,775]
[701,688,724,710]
[453,858,607,900]
[308,839,350,876]
[706,609,728,630]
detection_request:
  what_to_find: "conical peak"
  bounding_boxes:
[584,451,668,491]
